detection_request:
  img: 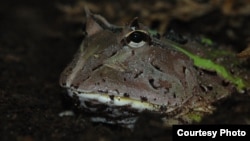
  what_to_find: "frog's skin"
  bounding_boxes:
[59,10,246,128]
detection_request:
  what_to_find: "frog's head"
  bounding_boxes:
[59,9,201,126]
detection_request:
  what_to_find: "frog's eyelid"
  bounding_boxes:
[128,41,146,48]
[124,30,148,37]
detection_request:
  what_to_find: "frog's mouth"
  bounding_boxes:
[67,89,167,126]
[69,89,163,113]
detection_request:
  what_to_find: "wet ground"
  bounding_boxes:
[1,0,250,141]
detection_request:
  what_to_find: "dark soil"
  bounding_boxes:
[1,0,250,141]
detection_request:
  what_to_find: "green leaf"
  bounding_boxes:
[172,44,246,92]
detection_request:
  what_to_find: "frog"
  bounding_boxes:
[59,9,248,128]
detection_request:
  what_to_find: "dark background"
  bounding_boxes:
[1,0,250,141]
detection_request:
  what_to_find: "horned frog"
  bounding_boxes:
[59,9,247,128]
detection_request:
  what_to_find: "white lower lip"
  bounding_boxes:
[68,89,161,112]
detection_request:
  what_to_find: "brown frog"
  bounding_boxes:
[59,9,247,128]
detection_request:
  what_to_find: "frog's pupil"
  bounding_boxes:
[129,31,146,43]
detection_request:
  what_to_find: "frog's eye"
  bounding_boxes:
[122,30,151,48]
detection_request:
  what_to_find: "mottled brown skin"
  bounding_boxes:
[59,10,232,127]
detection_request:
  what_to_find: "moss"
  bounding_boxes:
[187,113,202,122]
[172,44,246,92]
[200,37,213,46]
